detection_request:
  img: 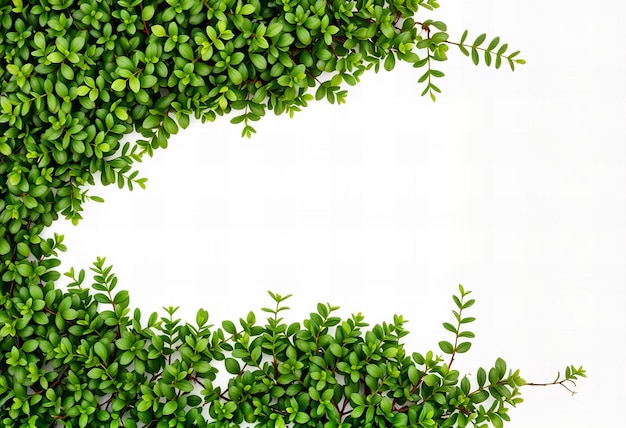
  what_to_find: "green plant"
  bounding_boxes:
[0,0,524,226]
[0,0,583,426]
[3,270,586,428]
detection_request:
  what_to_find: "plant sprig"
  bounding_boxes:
[452,30,526,70]
[439,284,476,369]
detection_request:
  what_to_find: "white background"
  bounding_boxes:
[49,1,626,426]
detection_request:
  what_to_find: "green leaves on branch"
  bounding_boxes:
[439,284,476,361]
[0,0,525,247]
[457,30,526,70]
[1,273,584,427]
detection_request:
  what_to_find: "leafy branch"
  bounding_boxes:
[408,22,525,100]
[1,249,585,427]
[439,284,476,369]
[450,31,526,70]
[525,365,587,395]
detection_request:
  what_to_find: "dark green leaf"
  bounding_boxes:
[384,52,396,71]
[456,342,472,353]
[438,340,454,354]
[225,358,240,374]
[366,364,383,379]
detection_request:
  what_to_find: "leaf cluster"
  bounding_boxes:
[0,276,584,427]
[0,0,524,234]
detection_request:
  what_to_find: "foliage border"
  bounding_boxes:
[0,0,583,427]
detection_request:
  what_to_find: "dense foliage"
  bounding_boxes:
[0,0,583,426]
[2,277,585,427]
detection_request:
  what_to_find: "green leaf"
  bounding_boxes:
[162,115,179,134]
[111,109,128,124]
[111,79,127,91]
[117,56,135,71]
[232,115,249,129]
[484,51,492,66]
[431,21,447,31]
[382,347,398,358]
[162,401,178,415]
[60,63,74,80]
[142,114,163,129]
[228,67,243,85]
[462,298,475,309]
[16,262,33,277]
[250,53,267,70]
[266,22,283,38]
[0,142,11,155]
[294,412,310,424]
[366,364,383,379]
[240,4,256,15]
[438,340,454,354]
[34,32,46,49]
[176,379,194,393]
[329,342,342,357]
[470,390,489,404]
[17,242,30,257]
[196,308,209,326]
[487,37,500,51]
[142,5,155,21]
[351,393,365,406]
[442,322,457,333]
[21,195,39,210]
[489,367,499,385]
[62,308,78,320]
[380,22,395,39]
[225,358,240,374]
[295,26,311,44]
[179,44,195,61]
[460,30,468,44]
[476,367,487,387]
[194,361,212,374]
[76,85,90,96]
[384,52,396,71]
[473,33,487,47]
[489,413,504,428]
[380,397,392,414]
[94,342,109,362]
[0,239,11,255]
[495,357,507,377]
[471,48,479,65]
[47,51,65,63]
[22,339,39,353]
[422,374,439,387]
[222,320,237,334]
[430,31,449,44]
[128,76,140,93]
[456,342,472,353]
[408,366,420,385]
[151,24,167,37]
[277,75,291,87]
[140,75,158,88]
[70,35,85,53]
